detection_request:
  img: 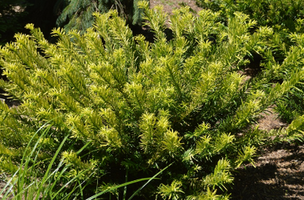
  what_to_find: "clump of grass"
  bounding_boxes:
[0,123,169,199]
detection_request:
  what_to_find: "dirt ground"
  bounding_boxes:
[231,142,304,200]
[150,0,202,15]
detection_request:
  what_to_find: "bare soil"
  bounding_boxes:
[150,0,202,15]
[231,142,304,200]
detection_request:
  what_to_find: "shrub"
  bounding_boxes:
[1,2,304,199]
[196,0,304,33]
[195,0,304,124]
[274,29,304,124]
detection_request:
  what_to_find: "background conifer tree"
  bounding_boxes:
[56,0,149,33]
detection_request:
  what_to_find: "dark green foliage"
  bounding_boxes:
[56,0,148,33]
[276,87,304,123]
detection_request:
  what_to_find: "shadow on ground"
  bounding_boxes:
[230,143,304,200]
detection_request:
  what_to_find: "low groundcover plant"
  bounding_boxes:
[1,1,304,199]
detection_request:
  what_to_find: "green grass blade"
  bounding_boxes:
[51,166,94,199]
[128,163,173,200]
[86,177,154,200]
[35,134,69,200]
